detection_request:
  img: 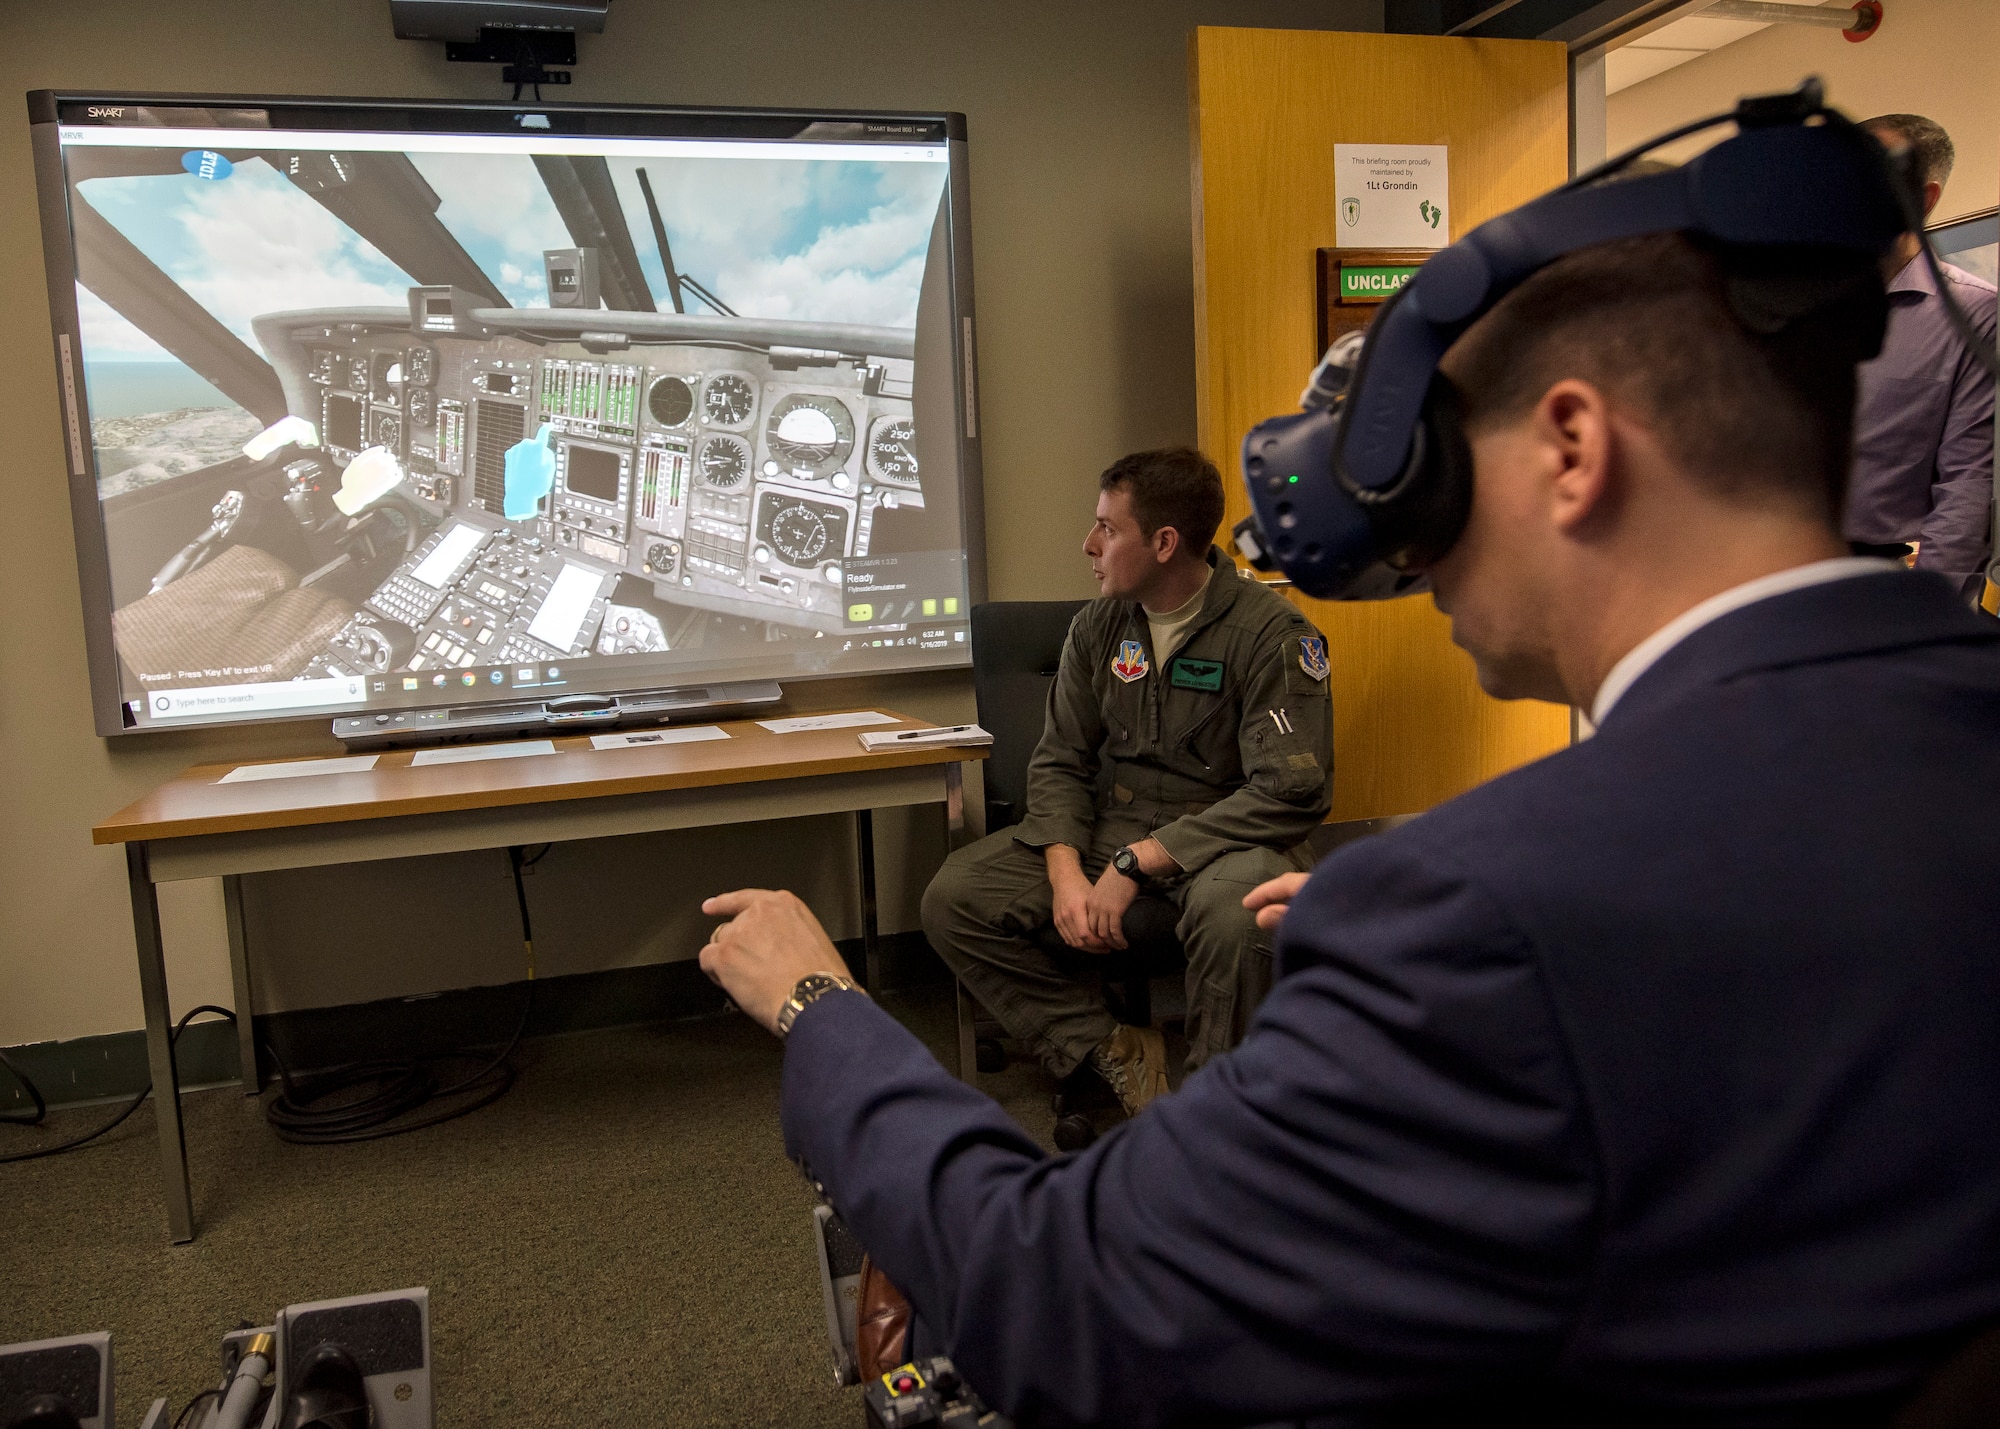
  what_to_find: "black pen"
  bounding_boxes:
[889,724,979,740]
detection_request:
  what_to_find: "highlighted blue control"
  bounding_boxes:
[503,422,557,521]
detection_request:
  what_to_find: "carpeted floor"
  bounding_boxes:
[0,984,1079,1427]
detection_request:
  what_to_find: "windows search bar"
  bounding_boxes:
[144,677,368,722]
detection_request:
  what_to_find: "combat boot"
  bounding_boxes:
[1089,1023,1170,1117]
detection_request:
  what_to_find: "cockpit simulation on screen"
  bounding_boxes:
[31,96,983,734]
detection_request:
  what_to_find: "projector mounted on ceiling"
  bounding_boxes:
[390,0,612,98]
[390,0,609,43]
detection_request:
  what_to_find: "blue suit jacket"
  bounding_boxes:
[782,571,2000,1427]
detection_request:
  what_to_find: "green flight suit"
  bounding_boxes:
[923,547,1335,1077]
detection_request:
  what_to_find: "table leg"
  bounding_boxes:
[854,808,880,992]
[127,843,194,1244]
[946,764,979,1080]
[955,978,979,1083]
[222,874,258,1095]
[944,762,966,844]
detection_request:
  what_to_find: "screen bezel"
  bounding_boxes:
[29,90,984,737]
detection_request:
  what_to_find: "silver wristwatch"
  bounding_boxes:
[775,972,865,1037]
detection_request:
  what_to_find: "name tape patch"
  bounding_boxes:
[1169,657,1223,692]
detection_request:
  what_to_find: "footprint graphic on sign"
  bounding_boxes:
[1419,200,1442,230]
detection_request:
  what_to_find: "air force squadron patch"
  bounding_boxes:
[1111,639,1150,683]
[1298,636,1330,682]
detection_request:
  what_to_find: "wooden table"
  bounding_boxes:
[92,710,985,1244]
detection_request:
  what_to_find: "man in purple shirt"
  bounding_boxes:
[1847,113,1998,605]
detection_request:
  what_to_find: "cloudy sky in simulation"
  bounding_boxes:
[72,144,948,365]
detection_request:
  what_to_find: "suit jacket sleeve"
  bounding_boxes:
[781,831,1597,1428]
[1150,619,1334,874]
[1010,613,1107,853]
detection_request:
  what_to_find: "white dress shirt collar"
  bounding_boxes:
[1589,558,1897,725]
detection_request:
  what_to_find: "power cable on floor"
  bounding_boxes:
[256,845,539,1144]
[0,1047,49,1125]
[171,1388,221,1429]
[3,845,544,1157]
[0,1005,237,1164]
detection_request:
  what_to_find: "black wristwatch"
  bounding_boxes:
[775,972,865,1038]
[1111,846,1150,887]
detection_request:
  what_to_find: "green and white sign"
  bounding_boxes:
[1340,265,1420,301]
[1334,143,1449,250]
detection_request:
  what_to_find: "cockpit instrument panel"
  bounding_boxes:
[270,317,925,641]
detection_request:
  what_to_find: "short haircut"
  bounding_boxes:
[1100,447,1225,556]
[1444,232,1880,522]
[1865,113,1955,190]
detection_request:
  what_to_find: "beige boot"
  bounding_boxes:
[1089,1024,1171,1118]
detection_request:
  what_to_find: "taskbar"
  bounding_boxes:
[124,623,969,731]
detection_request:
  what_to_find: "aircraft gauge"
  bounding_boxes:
[866,417,919,485]
[702,373,756,427]
[647,375,695,428]
[699,434,750,489]
[765,394,855,480]
[769,503,830,565]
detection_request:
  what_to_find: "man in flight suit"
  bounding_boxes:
[920,447,1333,1114]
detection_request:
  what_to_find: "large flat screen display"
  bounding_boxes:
[29,93,983,735]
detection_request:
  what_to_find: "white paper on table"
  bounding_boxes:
[218,754,380,783]
[858,725,992,751]
[410,740,557,766]
[756,711,901,734]
[589,727,730,750]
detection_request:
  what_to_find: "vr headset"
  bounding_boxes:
[1233,79,1928,601]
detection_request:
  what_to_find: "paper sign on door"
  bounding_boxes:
[1334,144,1449,249]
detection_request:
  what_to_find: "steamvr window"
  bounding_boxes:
[51,109,970,730]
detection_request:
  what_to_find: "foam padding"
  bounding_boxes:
[287,1300,424,1381]
[0,1342,102,1419]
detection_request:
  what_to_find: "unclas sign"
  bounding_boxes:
[1339,265,1419,302]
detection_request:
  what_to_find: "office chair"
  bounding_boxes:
[960,601,1188,1150]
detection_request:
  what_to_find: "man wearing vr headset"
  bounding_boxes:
[699,86,2000,1425]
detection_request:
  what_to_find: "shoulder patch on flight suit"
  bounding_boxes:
[1169,656,1224,692]
[1285,631,1332,695]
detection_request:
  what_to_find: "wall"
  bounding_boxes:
[0,0,1382,1047]
[1607,0,1998,224]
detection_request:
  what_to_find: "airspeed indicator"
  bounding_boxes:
[866,416,918,485]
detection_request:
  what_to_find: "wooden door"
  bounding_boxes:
[1190,25,1573,821]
